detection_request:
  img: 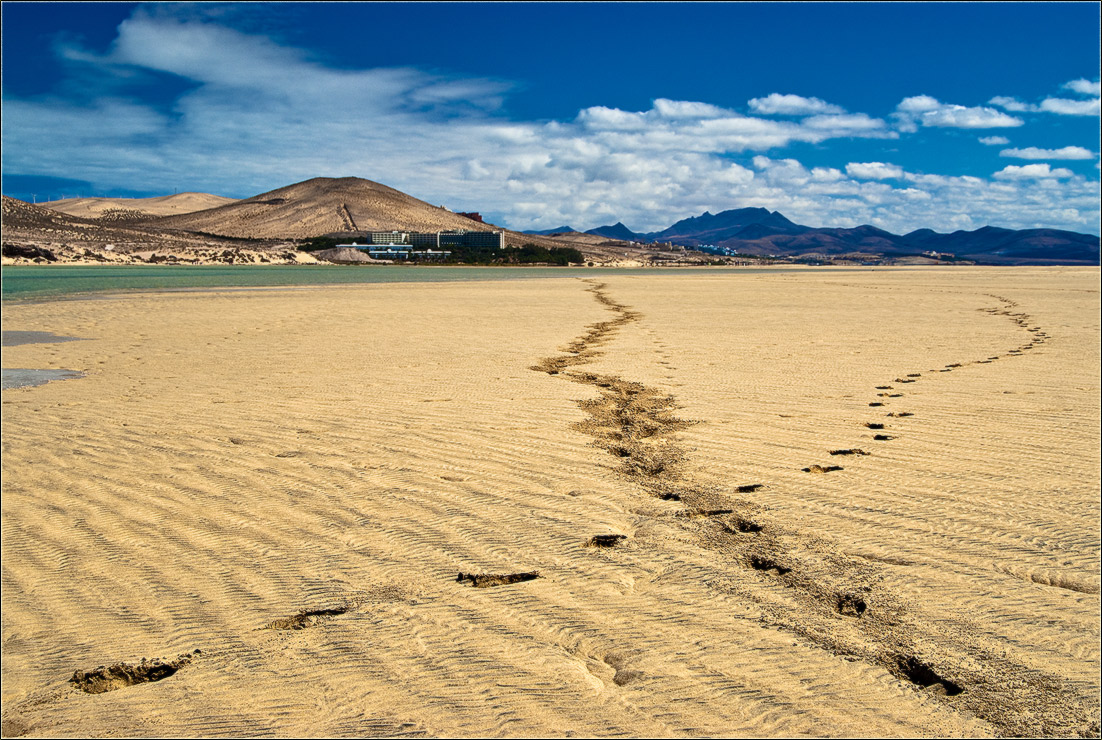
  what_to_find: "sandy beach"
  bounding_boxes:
[2,267,1099,737]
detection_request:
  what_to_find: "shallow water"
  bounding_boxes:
[2,368,84,390]
[0,264,814,301]
[0,264,654,301]
[2,330,83,346]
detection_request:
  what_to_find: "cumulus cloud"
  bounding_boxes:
[988,96,1037,112]
[987,80,1102,118]
[1039,97,1101,116]
[894,95,1022,130]
[747,93,845,116]
[979,136,1010,146]
[993,164,1075,180]
[999,146,1095,160]
[845,162,905,180]
[1063,78,1102,96]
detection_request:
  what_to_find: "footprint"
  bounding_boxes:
[456,572,540,588]
[265,607,349,630]
[836,593,868,617]
[586,534,627,548]
[750,555,792,575]
[894,656,964,697]
[70,651,200,694]
[724,517,764,534]
[803,464,844,473]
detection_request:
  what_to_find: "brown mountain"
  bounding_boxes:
[148,176,527,241]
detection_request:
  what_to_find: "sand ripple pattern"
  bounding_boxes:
[2,272,1097,737]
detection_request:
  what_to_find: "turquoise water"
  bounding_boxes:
[1,264,662,301]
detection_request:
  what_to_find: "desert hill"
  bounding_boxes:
[147,177,553,246]
[2,195,160,243]
[42,192,238,220]
[0,196,317,265]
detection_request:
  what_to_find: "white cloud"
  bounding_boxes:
[897,95,941,113]
[747,93,845,116]
[894,95,1023,130]
[999,146,1095,160]
[652,98,729,119]
[979,136,1010,146]
[1039,97,1102,116]
[1063,79,1102,96]
[919,105,1023,128]
[988,96,1038,112]
[993,164,1075,180]
[846,162,905,180]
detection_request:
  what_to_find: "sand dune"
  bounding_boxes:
[40,193,238,220]
[1,268,1098,737]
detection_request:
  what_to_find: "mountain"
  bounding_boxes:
[647,208,807,244]
[149,177,512,240]
[591,206,1098,264]
[899,226,1101,265]
[523,225,578,235]
[585,222,641,241]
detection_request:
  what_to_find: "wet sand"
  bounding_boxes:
[1,268,1098,737]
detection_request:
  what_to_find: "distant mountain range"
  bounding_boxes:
[528,208,1100,265]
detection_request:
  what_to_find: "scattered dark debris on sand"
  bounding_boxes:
[457,572,540,587]
[70,651,200,694]
[829,449,870,456]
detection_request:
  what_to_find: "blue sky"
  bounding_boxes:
[3,2,1100,234]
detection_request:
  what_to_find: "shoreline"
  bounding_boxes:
[0,263,850,305]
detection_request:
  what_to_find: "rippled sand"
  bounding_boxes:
[2,267,1098,737]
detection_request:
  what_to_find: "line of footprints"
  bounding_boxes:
[804,294,1046,475]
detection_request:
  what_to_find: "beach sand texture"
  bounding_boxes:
[2,268,1098,737]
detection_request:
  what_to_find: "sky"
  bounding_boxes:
[2,2,1100,235]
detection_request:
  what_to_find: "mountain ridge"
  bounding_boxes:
[557,207,1099,265]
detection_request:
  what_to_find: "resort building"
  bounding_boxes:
[339,230,504,258]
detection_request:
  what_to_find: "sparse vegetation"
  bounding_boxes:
[296,236,347,252]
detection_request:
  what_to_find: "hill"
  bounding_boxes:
[148,177,558,247]
[41,193,238,220]
[585,222,641,241]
